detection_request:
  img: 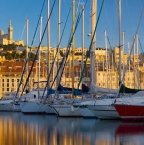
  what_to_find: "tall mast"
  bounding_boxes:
[72,0,75,98]
[104,31,108,88]
[81,5,84,84]
[136,34,138,55]
[133,36,136,89]
[122,32,125,71]
[136,34,140,89]
[112,51,114,71]
[26,19,29,90]
[58,0,61,47]
[118,0,122,82]
[57,0,61,95]
[38,16,42,96]
[91,0,97,86]
[128,42,130,72]
[47,0,50,89]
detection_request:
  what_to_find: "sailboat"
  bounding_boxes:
[71,0,99,118]
[63,0,108,118]
[20,11,57,114]
[20,0,74,115]
[20,89,57,114]
[114,102,144,121]
[86,0,129,119]
[51,0,82,117]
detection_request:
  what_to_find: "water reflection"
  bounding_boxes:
[0,113,144,145]
[116,122,144,145]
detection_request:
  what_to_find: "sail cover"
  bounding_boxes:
[119,84,142,94]
[82,84,90,92]
[90,83,118,94]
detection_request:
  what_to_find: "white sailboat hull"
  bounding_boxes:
[20,101,49,114]
[73,100,96,118]
[0,100,14,111]
[86,92,144,120]
[80,108,96,118]
[87,104,120,119]
[0,103,13,111]
[13,103,21,112]
[52,105,83,117]
[44,105,57,115]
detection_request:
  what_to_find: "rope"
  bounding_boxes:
[41,7,71,99]
[20,0,57,96]
[15,0,46,98]
[77,0,105,90]
[50,12,81,93]
[52,0,88,96]
[50,1,87,90]
[115,7,144,101]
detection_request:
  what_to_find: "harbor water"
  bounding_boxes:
[0,112,144,145]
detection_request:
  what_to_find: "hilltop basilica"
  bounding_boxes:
[0,20,24,46]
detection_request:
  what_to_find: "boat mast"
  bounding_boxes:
[38,16,42,97]
[136,34,140,89]
[56,0,61,97]
[47,0,50,90]
[81,5,84,85]
[128,42,130,73]
[133,35,136,89]
[136,34,138,55]
[91,0,97,93]
[122,32,125,71]
[72,0,75,98]
[118,0,122,83]
[26,19,29,90]
[58,0,61,49]
[104,31,108,88]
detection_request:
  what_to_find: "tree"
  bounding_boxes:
[5,52,13,60]
[29,52,35,60]
[20,50,26,59]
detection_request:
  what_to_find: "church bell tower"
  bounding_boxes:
[8,20,13,41]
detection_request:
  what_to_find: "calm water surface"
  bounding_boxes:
[0,112,144,145]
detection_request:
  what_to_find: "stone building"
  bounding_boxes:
[0,20,24,46]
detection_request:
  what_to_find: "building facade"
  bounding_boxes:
[0,20,24,46]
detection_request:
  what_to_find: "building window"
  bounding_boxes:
[17,79,19,82]
[7,83,9,87]
[12,83,14,87]
[12,79,14,82]
[2,88,4,91]
[2,83,4,87]
[7,88,9,91]
[7,79,9,82]
[2,79,4,82]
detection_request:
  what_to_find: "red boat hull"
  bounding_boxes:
[114,104,144,121]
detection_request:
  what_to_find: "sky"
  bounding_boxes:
[0,0,144,54]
